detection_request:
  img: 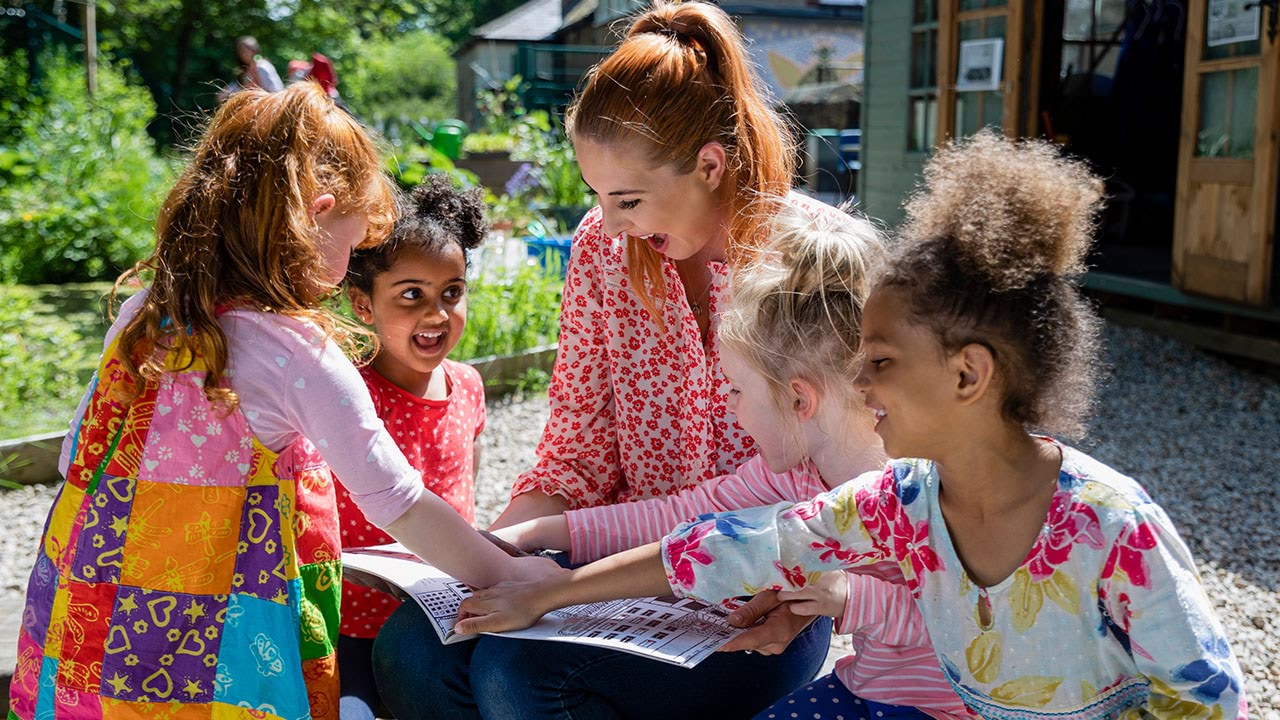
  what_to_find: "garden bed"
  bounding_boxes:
[0,343,558,487]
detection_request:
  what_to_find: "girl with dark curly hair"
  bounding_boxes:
[335,175,494,720]
[455,131,1249,720]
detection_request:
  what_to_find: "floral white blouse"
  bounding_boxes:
[661,441,1248,719]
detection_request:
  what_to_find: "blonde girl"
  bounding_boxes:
[377,3,850,717]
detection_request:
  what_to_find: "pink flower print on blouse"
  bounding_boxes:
[665,522,716,592]
[787,497,825,521]
[775,561,809,589]
[1026,492,1106,581]
[856,469,941,593]
[1102,521,1159,589]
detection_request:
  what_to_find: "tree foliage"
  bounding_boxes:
[54,0,526,144]
[0,50,173,284]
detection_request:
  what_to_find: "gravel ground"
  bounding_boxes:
[2,322,1277,716]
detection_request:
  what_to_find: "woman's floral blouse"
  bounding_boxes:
[661,441,1248,719]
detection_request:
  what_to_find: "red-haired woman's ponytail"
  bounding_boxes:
[567,1,797,321]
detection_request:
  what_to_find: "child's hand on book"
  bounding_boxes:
[455,578,555,634]
[720,590,815,655]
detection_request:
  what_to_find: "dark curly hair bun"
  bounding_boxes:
[902,129,1104,292]
[406,174,487,252]
[345,174,489,294]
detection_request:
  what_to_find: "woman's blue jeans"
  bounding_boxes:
[373,600,832,720]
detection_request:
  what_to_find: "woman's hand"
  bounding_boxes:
[456,578,558,634]
[776,571,848,618]
[719,589,815,655]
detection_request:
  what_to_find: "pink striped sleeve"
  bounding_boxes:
[835,572,930,646]
[566,457,825,564]
[832,573,974,719]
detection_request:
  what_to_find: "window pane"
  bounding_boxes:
[911,29,938,88]
[1197,68,1257,158]
[1228,67,1258,158]
[909,96,938,151]
[913,0,937,23]
[1204,1,1262,59]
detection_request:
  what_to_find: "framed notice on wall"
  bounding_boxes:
[1207,0,1260,47]
[955,38,1004,92]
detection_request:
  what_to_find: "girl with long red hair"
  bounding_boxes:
[9,82,555,720]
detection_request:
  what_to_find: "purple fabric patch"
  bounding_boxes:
[21,551,59,647]
[98,586,226,704]
[232,485,290,603]
[71,474,136,585]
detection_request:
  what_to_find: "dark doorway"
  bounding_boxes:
[1037,0,1188,282]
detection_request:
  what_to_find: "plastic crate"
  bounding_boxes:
[524,235,573,278]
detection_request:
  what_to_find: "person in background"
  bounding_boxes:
[235,35,283,93]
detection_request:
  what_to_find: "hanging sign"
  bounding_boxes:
[955,38,1003,92]
[1207,0,1261,47]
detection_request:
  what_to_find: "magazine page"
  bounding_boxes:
[341,544,744,668]
[341,544,474,645]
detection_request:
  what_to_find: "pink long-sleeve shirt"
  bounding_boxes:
[566,456,973,719]
[59,291,424,528]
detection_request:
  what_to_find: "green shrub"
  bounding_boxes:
[345,30,456,135]
[0,285,90,438]
[0,51,173,284]
[453,260,563,360]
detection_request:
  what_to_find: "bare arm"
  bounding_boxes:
[490,514,571,553]
[455,541,670,634]
[385,492,561,589]
[488,489,572,530]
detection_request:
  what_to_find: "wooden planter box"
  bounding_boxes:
[455,151,525,195]
[0,344,559,487]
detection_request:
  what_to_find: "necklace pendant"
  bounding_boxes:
[689,300,702,316]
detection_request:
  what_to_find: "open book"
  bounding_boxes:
[341,543,744,669]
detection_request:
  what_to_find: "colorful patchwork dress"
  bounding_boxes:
[11,337,344,720]
[660,441,1248,719]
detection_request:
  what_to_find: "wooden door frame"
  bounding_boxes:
[1172,0,1278,306]
[935,0,1030,141]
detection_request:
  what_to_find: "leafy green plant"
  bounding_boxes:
[512,367,551,398]
[0,51,174,284]
[0,285,91,438]
[462,133,517,155]
[452,260,563,360]
[343,30,456,135]
[386,142,480,190]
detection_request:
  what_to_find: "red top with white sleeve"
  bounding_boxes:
[335,360,486,638]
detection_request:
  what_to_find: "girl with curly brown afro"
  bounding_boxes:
[443,132,1249,718]
[336,176,508,720]
[595,130,1246,718]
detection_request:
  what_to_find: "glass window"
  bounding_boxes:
[909,96,938,151]
[908,0,940,151]
[1197,67,1258,158]
[954,15,1006,135]
[911,29,939,88]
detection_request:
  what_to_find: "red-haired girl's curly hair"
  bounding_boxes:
[112,82,396,409]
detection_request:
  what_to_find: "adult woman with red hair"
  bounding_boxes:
[375,3,847,717]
